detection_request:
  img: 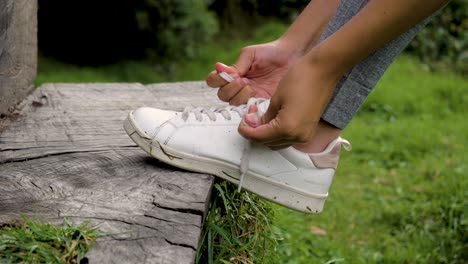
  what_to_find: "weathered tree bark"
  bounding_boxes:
[0,82,223,263]
[0,0,37,116]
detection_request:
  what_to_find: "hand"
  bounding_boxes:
[206,41,301,106]
[238,59,339,149]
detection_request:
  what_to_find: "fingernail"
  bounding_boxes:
[244,113,261,128]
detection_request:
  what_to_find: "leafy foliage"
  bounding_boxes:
[208,0,308,33]
[135,0,219,61]
[406,0,468,73]
[209,0,467,73]
[38,0,218,65]
[0,217,99,264]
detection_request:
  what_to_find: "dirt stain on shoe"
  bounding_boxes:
[153,141,182,160]
[221,171,238,181]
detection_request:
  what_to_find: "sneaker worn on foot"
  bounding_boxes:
[124,99,351,213]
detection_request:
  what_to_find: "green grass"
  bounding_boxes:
[196,181,280,264]
[33,21,467,263]
[0,217,99,263]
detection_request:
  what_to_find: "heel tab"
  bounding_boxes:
[337,137,352,151]
[308,137,351,169]
[321,137,352,154]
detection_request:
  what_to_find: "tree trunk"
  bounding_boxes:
[0,0,37,116]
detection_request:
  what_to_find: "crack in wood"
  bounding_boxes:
[0,146,139,164]
[164,238,196,251]
[57,215,197,251]
[59,215,162,234]
[1,150,105,164]
[152,202,204,217]
[0,145,138,153]
[143,213,200,228]
[29,180,41,190]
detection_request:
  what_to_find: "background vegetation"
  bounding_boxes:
[407,0,467,73]
[37,0,467,71]
[20,1,468,263]
[272,55,467,263]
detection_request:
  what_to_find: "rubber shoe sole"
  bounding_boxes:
[124,112,328,213]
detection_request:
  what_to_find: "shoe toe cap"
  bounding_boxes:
[132,107,177,137]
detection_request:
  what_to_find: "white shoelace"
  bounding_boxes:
[181,105,245,122]
[181,98,267,191]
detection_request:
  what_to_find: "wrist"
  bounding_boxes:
[285,59,340,119]
[270,38,305,65]
[276,35,308,58]
[303,43,349,82]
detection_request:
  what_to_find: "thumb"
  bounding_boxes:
[238,100,281,143]
[215,62,237,74]
[260,100,279,127]
[232,47,255,76]
[244,105,261,128]
[215,47,255,76]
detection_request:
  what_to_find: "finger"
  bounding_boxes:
[217,78,246,102]
[208,45,255,87]
[206,70,226,88]
[248,104,258,114]
[215,62,237,74]
[238,97,283,142]
[243,105,261,127]
[238,116,283,143]
[229,85,255,106]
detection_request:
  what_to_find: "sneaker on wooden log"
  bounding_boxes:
[124,98,351,213]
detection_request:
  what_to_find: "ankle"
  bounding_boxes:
[293,120,342,153]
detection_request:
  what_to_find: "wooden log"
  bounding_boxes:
[0,0,37,116]
[0,82,224,263]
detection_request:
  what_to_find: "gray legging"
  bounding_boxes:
[319,0,437,129]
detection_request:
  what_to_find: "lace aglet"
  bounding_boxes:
[238,143,251,192]
[219,72,234,83]
[237,175,244,192]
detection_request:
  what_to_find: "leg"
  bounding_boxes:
[295,0,438,153]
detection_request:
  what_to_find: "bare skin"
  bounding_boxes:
[208,0,450,152]
[206,0,341,152]
[206,0,341,105]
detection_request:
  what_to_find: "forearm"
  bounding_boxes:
[278,0,340,55]
[305,0,449,79]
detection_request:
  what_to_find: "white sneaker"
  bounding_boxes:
[123,99,351,213]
